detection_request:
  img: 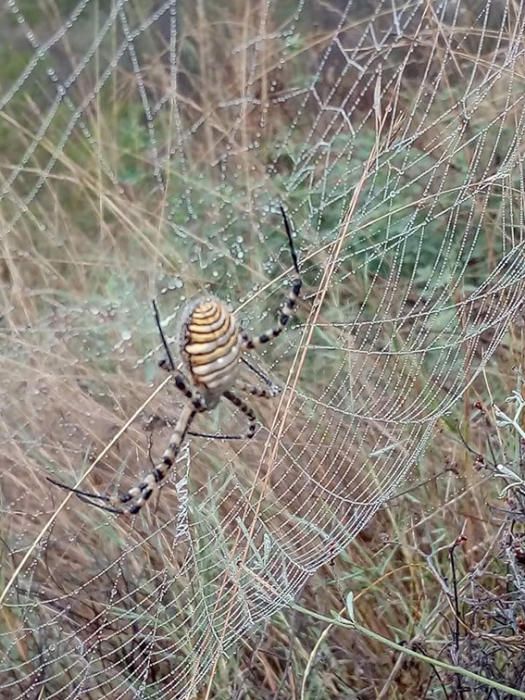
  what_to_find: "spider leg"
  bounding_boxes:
[161,356,281,436]
[186,385,266,441]
[134,387,256,447]
[49,303,209,516]
[143,413,237,441]
[240,356,281,393]
[49,375,203,515]
[183,368,278,440]
[223,389,257,439]
[117,404,197,514]
[187,430,245,440]
[156,361,243,440]
[241,205,302,350]
[74,493,124,515]
[235,380,281,398]
[46,476,125,515]
[153,298,176,371]
[187,382,275,439]
[171,371,207,411]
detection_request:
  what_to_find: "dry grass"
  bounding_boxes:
[1,1,525,698]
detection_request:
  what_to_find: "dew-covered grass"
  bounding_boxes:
[1,1,525,698]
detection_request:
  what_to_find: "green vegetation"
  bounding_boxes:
[1,1,525,698]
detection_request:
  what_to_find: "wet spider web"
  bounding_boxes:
[1,0,525,697]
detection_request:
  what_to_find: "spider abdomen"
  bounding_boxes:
[180,297,241,397]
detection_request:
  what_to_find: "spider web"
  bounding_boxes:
[1,0,525,697]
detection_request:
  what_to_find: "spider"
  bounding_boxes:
[48,205,301,515]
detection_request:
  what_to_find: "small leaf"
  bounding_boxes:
[345,591,355,622]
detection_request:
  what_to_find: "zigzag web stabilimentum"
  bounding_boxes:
[1,0,525,697]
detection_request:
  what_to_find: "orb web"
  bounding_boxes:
[1,1,525,697]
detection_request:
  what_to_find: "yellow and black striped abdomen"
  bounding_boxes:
[180,297,241,397]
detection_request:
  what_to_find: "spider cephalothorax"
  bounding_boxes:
[48,205,302,515]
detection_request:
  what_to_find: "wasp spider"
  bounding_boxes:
[48,205,301,515]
